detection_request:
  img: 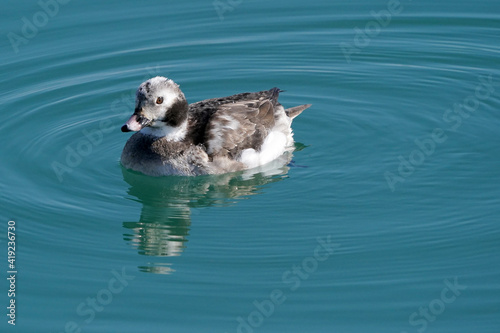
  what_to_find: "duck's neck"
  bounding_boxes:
[140,120,188,142]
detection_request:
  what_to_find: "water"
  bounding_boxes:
[1,0,499,332]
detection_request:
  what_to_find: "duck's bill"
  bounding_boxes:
[121,114,147,132]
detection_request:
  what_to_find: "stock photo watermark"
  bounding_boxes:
[56,267,135,333]
[6,220,17,326]
[339,0,404,63]
[230,235,339,333]
[51,66,161,182]
[213,0,243,21]
[7,0,73,53]
[385,73,495,192]
[401,277,466,333]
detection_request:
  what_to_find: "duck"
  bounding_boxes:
[120,76,311,176]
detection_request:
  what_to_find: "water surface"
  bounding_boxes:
[1,0,499,332]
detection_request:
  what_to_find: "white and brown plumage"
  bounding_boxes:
[120,76,311,176]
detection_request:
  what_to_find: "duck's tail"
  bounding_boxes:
[285,104,312,120]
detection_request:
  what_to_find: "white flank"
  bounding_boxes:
[239,130,290,169]
[239,105,295,169]
[140,120,188,141]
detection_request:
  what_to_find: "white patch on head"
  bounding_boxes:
[137,76,183,111]
[140,120,188,141]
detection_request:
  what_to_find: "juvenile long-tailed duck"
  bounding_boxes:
[120,76,311,176]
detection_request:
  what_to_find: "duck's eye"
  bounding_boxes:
[156,97,164,105]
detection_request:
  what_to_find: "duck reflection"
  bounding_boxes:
[122,154,293,274]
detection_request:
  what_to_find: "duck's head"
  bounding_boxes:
[121,76,188,133]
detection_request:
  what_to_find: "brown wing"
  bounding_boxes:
[204,99,276,159]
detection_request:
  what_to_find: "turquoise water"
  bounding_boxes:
[1,0,500,332]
